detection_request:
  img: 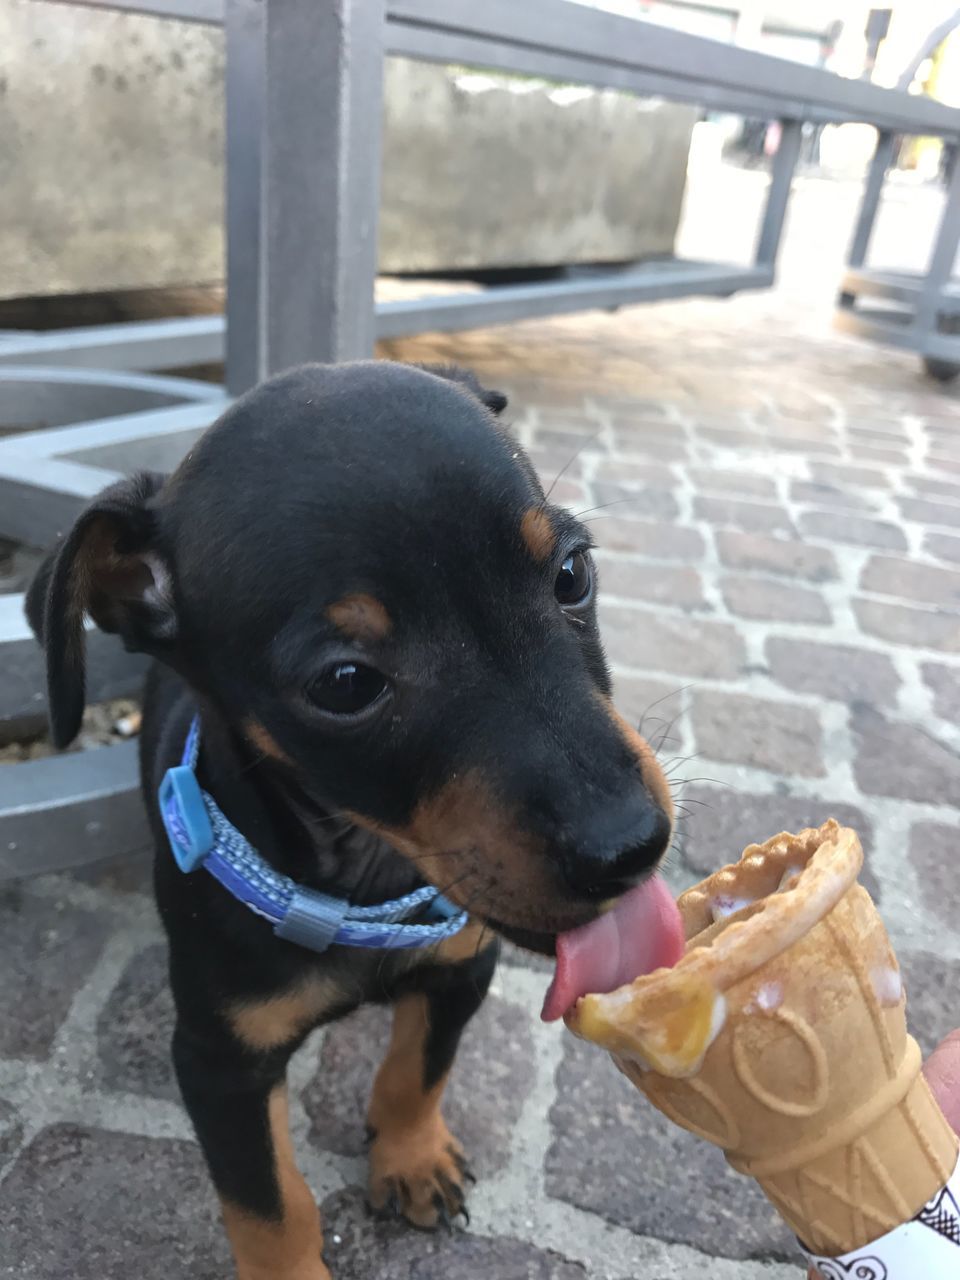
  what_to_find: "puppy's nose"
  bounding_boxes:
[560,806,672,901]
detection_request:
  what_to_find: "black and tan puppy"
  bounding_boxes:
[27,361,674,1280]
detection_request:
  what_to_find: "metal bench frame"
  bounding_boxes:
[4,0,960,877]
[836,130,960,380]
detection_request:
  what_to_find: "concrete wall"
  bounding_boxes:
[379,64,696,273]
[0,0,696,300]
[0,0,225,299]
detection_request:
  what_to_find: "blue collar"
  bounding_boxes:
[159,717,468,955]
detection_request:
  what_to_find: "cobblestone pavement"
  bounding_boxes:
[3,159,960,1279]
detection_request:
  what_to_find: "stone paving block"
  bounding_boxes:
[602,399,675,423]
[852,708,960,807]
[910,475,960,502]
[96,943,177,1100]
[926,530,960,563]
[303,996,533,1175]
[721,575,830,624]
[854,598,960,653]
[798,511,908,551]
[612,675,686,744]
[534,427,608,454]
[900,952,960,1059]
[597,558,705,610]
[928,455,960,478]
[1,1125,230,1279]
[927,414,960,434]
[599,606,746,679]
[715,530,838,581]
[848,444,908,466]
[688,467,777,499]
[693,495,796,536]
[923,661,960,721]
[592,459,677,489]
[545,1034,795,1261]
[592,482,679,522]
[809,462,890,490]
[0,1098,24,1166]
[589,518,705,560]
[536,404,593,423]
[927,460,960,485]
[549,479,590,511]
[678,785,879,901]
[753,399,830,425]
[695,425,760,450]
[691,690,824,777]
[860,554,960,610]
[764,637,900,708]
[760,418,839,445]
[899,496,960,530]
[847,422,910,444]
[909,822,960,931]
[789,480,878,511]
[765,433,842,457]
[0,888,108,1059]
[609,430,688,463]
[320,1187,588,1280]
[525,447,587,482]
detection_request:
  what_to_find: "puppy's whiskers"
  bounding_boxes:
[636,685,692,741]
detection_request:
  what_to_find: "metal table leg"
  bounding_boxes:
[754,118,803,271]
[916,148,960,381]
[839,128,895,306]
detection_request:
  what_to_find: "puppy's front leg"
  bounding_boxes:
[367,944,497,1229]
[173,1023,329,1280]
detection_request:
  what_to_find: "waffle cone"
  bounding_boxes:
[567,821,958,1256]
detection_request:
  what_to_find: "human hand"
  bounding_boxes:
[922,1028,960,1135]
[806,1030,960,1278]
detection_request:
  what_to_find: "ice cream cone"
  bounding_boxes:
[566,820,959,1257]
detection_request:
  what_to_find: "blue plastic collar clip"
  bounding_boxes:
[160,766,214,873]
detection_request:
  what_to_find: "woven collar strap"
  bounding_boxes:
[159,717,468,954]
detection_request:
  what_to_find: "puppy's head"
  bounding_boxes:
[28,361,672,952]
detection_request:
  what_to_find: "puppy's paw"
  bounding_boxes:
[367,1115,474,1230]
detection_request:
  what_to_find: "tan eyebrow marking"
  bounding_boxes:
[520,507,557,563]
[327,593,392,643]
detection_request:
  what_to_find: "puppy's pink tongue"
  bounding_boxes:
[541,875,685,1022]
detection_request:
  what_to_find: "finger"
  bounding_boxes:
[923,1029,960,1136]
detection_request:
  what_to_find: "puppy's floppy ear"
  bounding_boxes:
[415,363,508,416]
[25,471,175,748]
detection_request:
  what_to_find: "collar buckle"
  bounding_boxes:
[159,764,214,873]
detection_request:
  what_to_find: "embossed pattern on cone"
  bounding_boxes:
[568,821,960,1255]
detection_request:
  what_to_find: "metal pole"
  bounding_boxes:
[915,151,960,338]
[754,118,802,269]
[847,128,895,272]
[225,0,386,396]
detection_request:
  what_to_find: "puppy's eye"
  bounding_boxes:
[555,552,592,607]
[306,663,388,715]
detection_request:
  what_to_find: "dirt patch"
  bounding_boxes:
[0,699,141,765]
[0,540,45,595]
